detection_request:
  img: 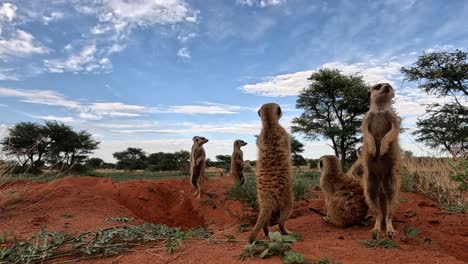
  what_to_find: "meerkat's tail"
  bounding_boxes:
[249,204,274,243]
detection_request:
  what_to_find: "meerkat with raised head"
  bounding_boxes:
[318,155,368,227]
[249,103,294,243]
[190,136,209,199]
[361,83,401,238]
[230,140,248,185]
[347,146,364,181]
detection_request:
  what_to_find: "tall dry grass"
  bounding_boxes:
[401,156,467,212]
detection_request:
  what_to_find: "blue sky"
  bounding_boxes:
[0,0,467,162]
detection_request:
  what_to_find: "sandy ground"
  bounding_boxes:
[0,176,466,264]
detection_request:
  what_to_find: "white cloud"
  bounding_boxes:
[177,33,197,43]
[159,102,246,114]
[43,44,112,73]
[241,59,405,97]
[322,61,403,86]
[177,47,191,59]
[42,11,64,24]
[237,0,286,8]
[0,87,81,109]
[0,3,17,22]
[0,30,50,58]
[0,87,253,121]
[425,44,457,53]
[0,68,19,80]
[240,70,313,97]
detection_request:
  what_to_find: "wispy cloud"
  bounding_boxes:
[0,87,254,121]
[43,44,112,74]
[41,11,64,24]
[31,115,75,123]
[0,30,50,58]
[177,47,191,59]
[236,0,286,8]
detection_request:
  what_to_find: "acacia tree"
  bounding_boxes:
[45,121,99,167]
[401,50,468,157]
[113,147,147,170]
[1,122,50,169]
[290,135,306,166]
[291,68,369,166]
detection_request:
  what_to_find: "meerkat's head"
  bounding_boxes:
[356,146,362,158]
[369,83,394,109]
[317,155,343,175]
[258,103,282,125]
[193,136,209,146]
[234,140,247,148]
[318,155,343,193]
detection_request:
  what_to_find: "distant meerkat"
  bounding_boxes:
[249,103,294,243]
[230,140,248,185]
[318,155,368,227]
[361,83,401,238]
[347,146,364,181]
[190,136,209,199]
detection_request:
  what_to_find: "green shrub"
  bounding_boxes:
[226,173,319,211]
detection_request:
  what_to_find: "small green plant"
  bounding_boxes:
[225,176,259,211]
[0,224,210,264]
[283,251,305,264]
[238,232,307,263]
[423,237,433,245]
[61,213,73,218]
[0,232,11,243]
[104,217,134,222]
[399,197,409,202]
[403,225,420,238]
[450,160,468,191]
[360,234,400,249]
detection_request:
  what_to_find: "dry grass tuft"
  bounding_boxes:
[401,156,467,212]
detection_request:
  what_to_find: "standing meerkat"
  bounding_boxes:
[362,83,401,238]
[249,103,294,243]
[190,136,209,199]
[318,155,368,227]
[347,146,364,181]
[230,140,248,185]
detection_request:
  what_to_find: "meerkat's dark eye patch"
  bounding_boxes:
[277,106,282,117]
[374,84,382,90]
[319,159,323,168]
[257,109,261,117]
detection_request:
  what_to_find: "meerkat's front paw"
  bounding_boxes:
[379,143,389,157]
[386,224,397,239]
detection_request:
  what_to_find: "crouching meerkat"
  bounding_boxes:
[190,136,209,199]
[362,83,401,238]
[249,103,294,243]
[347,146,364,181]
[230,140,247,185]
[318,155,368,227]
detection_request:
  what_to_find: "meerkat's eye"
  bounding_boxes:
[374,84,382,90]
[257,109,261,117]
[319,159,323,169]
[277,106,282,117]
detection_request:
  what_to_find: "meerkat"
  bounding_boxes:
[190,136,209,199]
[318,155,369,227]
[347,146,364,181]
[230,140,248,185]
[361,83,401,238]
[249,103,294,243]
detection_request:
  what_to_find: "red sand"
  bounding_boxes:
[0,176,466,264]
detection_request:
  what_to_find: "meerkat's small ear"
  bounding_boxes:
[277,106,282,118]
[319,159,323,169]
[257,109,261,117]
